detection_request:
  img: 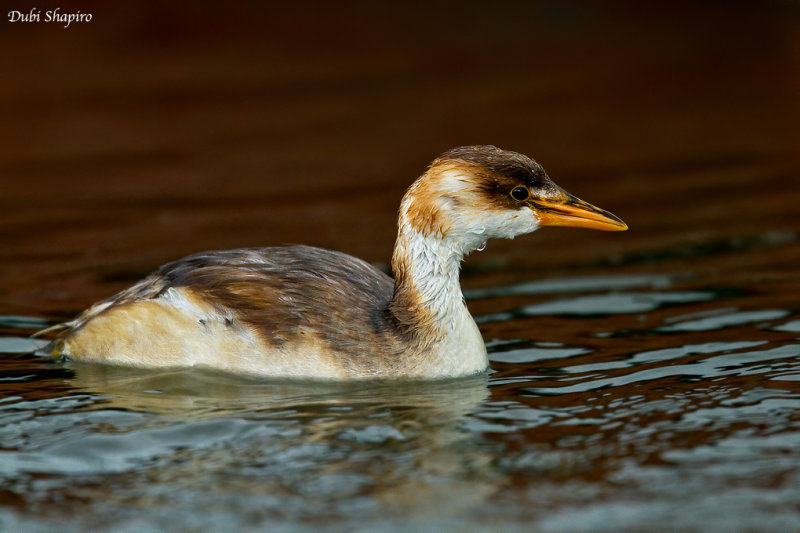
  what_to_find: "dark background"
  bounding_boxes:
[1,1,798,317]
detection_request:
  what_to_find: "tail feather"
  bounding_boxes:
[30,321,75,339]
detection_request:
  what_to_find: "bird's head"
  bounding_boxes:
[398,145,627,255]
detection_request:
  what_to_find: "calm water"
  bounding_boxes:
[2,2,799,532]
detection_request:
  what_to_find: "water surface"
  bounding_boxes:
[2,247,799,532]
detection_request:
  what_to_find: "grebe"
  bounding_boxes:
[40,146,627,379]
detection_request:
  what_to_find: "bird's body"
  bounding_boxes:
[42,146,627,379]
[49,245,486,379]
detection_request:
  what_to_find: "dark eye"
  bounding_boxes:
[510,186,529,201]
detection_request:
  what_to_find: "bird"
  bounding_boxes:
[39,145,627,380]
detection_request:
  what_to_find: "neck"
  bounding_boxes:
[389,223,466,338]
[383,174,491,377]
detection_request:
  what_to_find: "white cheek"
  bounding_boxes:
[486,208,539,239]
[450,208,539,252]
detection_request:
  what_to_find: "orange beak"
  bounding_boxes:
[527,190,628,231]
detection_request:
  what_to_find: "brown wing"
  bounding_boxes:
[46,246,401,367]
[162,246,398,352]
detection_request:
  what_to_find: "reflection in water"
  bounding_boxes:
[0,359,499,530]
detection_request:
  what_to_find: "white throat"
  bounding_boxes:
[391,224,488,377]
[394,225,467,329]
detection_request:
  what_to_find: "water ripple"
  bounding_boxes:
[658,309,790,332]
[477,291,714,323]
[0,337,49,353]
[1,264,798,532]
[522,343,800,395]
[465,274,675,299]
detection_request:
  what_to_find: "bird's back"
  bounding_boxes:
[48,246,406,378]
